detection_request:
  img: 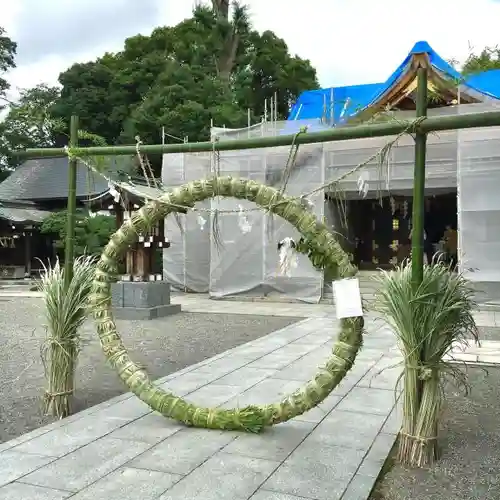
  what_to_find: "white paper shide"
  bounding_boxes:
[277,237,298,277]
[333,278,363,319]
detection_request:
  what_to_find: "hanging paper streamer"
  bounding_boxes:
[357,172,369,198]
[238,205,252,234]
[390,196,396,215]
[300,196,315,212]
[108,182,120,203]
[277,237,298,277]
[197,214,207,230]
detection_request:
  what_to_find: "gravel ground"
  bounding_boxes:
[0,298,300,443]
[371,365,500,500]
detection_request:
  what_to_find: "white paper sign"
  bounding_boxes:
[333,278,363,319]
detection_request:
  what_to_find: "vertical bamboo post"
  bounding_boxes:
[64,115,79,288]
[411,68,428,289]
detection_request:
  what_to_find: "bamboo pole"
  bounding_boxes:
[16,109,500,159]
[63,115,79,288]
[411,68,428,289]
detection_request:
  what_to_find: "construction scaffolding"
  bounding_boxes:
[162,103,500,303]
[162,123,325,302]
[457,103,500,303]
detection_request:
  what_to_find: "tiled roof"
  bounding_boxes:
[0,205,51,223]
[0,156,130,201]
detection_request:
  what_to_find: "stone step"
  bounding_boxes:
[0,280,36,286]
[0,280,38,291]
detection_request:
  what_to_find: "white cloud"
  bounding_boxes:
[4,0,500,102]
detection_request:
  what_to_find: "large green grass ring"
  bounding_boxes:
[91,176,364,433]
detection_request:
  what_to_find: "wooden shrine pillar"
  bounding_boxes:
[24,227,32,277]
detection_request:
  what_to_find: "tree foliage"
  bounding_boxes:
[0,5,318,179]
[462,46,500,76]
[51,1,319,153]
[0,26,16,102]
[40,209,116,258]
[0,84,63,173]
[0,26,17,178]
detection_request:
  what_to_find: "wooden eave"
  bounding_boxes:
[348,53,480,123]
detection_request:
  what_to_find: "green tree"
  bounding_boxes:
[235,30,319,120]
[0,84,63,171]
[122,61,250,145]
[0,27,17,179]
[462,46,500,76]
[40,209,116,258]
[0,26,16,103]
[52,61,118,143]
[52,1,318,161]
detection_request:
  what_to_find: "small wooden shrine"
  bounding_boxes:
[89,183,171,282]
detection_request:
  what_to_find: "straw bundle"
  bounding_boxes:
[374,260,478,467]
[38,255,97,418]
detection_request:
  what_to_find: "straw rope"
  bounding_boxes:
[91,176,364,433]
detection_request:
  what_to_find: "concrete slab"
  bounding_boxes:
[158,452,280,500]
[0,482,73,500]
[20,438,151,492]
[444,339,500,365]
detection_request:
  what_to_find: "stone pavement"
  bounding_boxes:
[0,290,335,318]
[1,289,499,324]
[445,339,500,365]
[171,293,336,318]
[0,316,403,500]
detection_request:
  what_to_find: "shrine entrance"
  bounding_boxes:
[350,192,456,269]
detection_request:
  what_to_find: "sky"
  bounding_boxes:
[3,0,500,102]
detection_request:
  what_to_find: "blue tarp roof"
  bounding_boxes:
[288,41,500,127]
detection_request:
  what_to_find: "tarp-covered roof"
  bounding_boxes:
[289,41,500,125]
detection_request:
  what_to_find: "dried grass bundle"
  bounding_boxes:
[38,255,97,418]
[374,260,478,467]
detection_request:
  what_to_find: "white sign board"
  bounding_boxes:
[333,278,363,319]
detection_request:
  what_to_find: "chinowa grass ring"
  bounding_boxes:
[91,176,364,433]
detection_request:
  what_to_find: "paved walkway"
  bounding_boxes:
[0,316,402,500]
[446,340,500,365]
[2,289,499,323]
[0,290,335,318]
[171,294,336,318]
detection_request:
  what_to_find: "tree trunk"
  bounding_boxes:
[218,33,239,83]
[211,0,240,84]
[212,0,229,19]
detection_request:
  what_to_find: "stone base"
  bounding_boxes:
[111,281,181,320]
[113,303,182,320]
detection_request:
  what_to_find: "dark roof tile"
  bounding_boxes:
[0,156,132,201]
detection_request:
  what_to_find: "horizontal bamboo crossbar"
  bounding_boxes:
[17,110,500,159]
